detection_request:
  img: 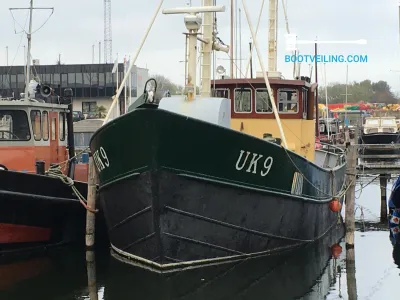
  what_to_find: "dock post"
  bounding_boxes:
[86,250,98,300]
[86,155,97,248]
[380,174,388,224]
[345,144,357,248]
[345,144,358,300]
[346,245,358,300]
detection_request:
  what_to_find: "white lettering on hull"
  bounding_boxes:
[93,146,110,172]
[235,150,273,176]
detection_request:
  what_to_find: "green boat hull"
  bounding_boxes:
[90,103,346,270]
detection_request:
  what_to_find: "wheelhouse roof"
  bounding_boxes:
[212,78,312,87]
[0,99,69,110]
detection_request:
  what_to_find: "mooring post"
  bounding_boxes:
[346,246,358,300]
[86,155,97,248]
[86,250,98,300]
[345,144,357,248]
[380,174,388,224]
[345,142,358,300]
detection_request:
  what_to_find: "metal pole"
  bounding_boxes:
[99,41,101,64]
[244,0,264,78]
[345,64,348,127]
[249,42,253,78]
[241,0,288,148]
[235,0,238,78]
[314,41,319,137]
[184,34,188,86]
[230,0,234,78]
[6,46,8,66]
[324,63,330,139]
[24,0,34,99]
[239,8,242,78]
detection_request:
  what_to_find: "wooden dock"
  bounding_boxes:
[357,143,400,176]
[346,142,400,224]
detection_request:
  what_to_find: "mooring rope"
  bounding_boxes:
[46,163,98,213]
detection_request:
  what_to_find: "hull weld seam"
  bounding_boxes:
[164,206,314,242]
[109,206,152,231]
[163,232,244,255]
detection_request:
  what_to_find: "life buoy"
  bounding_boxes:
[0,164,8,171]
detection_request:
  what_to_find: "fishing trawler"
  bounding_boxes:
[90,1,346,270]
[0,1,105,254]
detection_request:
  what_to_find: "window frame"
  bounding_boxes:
[82,101,97,113]
[255,88,273,114]
[302,88,308,119]
[30,110,42,141]
[277,88,299,114]
[0,110,31,141]
[213,88,230,99]
[59,112,66,141]
[234,88,252,114]
[42,110,49,141]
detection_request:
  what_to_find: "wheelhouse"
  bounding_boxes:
[211,76,317,160]
[0,100,69,172]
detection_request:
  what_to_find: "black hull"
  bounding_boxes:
[359,133,400,155]
[105,224,344,299]
[102,169,343,271]
[0,170,108,254]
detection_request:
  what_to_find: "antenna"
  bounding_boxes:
[10,0,54,99]
[104,0,112,63]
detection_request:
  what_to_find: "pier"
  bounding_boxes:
[341,132,400,226]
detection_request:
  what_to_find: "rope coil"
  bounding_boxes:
[46,153,98,214]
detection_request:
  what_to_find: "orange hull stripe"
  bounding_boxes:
[0,145,67,172]
[0,223,51,244]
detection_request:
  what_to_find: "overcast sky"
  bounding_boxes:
[0,0,399,93]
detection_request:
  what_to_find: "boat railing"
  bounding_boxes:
[317,141,346,168]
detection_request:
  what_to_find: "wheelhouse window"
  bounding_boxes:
[30,110,42,141]
[0,110,31,141]
[255,89,272,113]
[234,88,252,113]
[278,88,299,113]
[212,88,230,99]
[302,89,308,119]
[42,111,49,141]
[59,112,66,141]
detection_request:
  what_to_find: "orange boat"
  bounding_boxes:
[0,1,109,254]
[0,81,98,253]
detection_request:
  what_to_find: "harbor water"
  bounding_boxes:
[0,180,397,300]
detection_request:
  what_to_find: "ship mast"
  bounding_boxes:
[268,0,278,72]
[25,0,34,99]
[200,0,229,97]
[10,1,53,99]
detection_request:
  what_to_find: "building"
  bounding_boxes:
[0,63,149,115]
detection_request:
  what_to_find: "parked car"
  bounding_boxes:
[73,111,85,122]
[86,112,99,119]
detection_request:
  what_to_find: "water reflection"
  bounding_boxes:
[0,224,349,300]
[0,246,109,300]
[103,224,344,300]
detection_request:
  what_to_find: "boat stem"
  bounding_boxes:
[241,0,288,148]
[103,0,165,124]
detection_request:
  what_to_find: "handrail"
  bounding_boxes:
[319,141,346,155]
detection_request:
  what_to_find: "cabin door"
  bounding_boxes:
[50,112,59,164]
